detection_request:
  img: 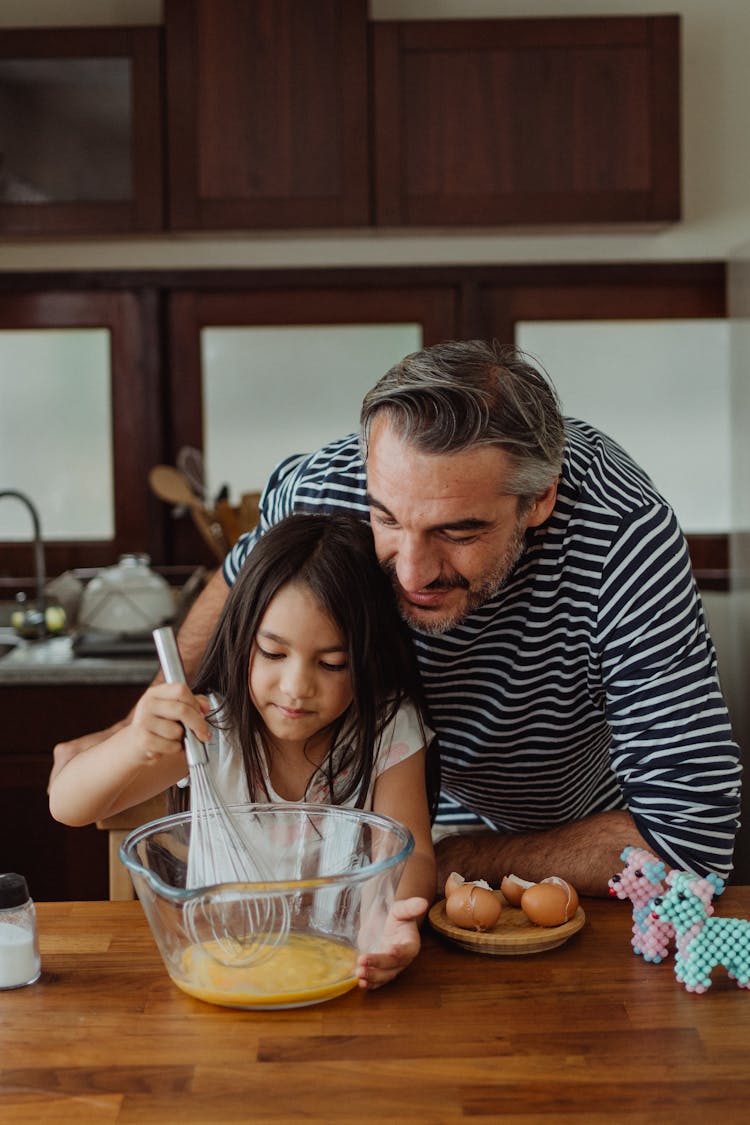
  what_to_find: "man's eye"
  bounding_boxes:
[442,532,478,544]
[372,512,398,527]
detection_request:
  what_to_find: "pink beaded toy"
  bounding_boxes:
[651,870,749,993]
[608,846,674,963]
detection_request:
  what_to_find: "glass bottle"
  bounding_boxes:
[0,873,41,989]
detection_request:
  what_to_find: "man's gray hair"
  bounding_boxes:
[360,340,565,498]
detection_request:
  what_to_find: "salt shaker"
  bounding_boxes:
[0,873,41,989]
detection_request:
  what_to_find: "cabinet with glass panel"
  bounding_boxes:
[0,26,163,236]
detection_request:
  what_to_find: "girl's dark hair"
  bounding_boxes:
[185,513,439,818]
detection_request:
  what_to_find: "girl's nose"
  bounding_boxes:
[280,659,315,699]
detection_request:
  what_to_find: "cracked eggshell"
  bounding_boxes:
[521,878,579,926]
[500,874,535,906]
[445,883,502,932]
[444,871,466,900]
[541,877,579,919]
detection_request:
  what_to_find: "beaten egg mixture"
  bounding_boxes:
[173,932,358,1008]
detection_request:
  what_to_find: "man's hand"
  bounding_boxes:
[356,896,427,990]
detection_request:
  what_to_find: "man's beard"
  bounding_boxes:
[381,521,528,635]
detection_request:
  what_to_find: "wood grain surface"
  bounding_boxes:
[1,892,750,1123]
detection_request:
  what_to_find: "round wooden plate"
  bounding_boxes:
[428,892,585,955]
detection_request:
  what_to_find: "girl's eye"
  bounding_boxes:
[257,645,284,661]
[320,660,349,673]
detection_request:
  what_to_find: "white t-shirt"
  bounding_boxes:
[180,695,427,809]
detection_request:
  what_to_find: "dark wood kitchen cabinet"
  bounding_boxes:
[164,0,370,230]
[0,26,164,236]
[2,10,681,237]
[371,16,680,227]
[0,681,144,901]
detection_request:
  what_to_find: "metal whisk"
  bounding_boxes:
[152,626,290,966]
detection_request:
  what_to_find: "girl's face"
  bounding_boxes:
[248,581,353,755]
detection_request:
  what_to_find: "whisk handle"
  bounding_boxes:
[152,626,208,767]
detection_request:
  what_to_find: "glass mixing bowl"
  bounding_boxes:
[120,803,414,1010]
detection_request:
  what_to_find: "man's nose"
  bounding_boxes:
[394,534,441,592]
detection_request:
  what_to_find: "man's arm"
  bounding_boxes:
[48,568,230,788]
[166,566,230,681]
[434,810,651,898]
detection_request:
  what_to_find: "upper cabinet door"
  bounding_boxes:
[0,27,164,236]
[372,16,680,228]
[165,0,370,230]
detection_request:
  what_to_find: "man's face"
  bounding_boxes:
[366,417,557,633]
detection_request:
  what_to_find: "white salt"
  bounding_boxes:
[0,920,40,988]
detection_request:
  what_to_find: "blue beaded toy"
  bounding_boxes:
[652,870,750,993]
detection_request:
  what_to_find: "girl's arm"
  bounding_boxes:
[357,747,436,990]
[48,683,211,826]
[372,746,436,903]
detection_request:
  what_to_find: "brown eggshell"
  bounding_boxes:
[500,874,535,907]
[444,871,466,900]
[520,882,570,927]
[445,884,502,932]
[540,876,579,920]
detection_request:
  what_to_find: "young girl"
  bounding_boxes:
[50,513,439,990]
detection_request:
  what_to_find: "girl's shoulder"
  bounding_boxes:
[376,698,431,773]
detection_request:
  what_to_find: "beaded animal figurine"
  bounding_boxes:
[608,846,673,963]
[652,870,749,993]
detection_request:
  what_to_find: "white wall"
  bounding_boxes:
[729,254,750,549]
[0,0,749,271]
[726,239,750,880]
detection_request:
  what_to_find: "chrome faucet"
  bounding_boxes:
[0,490,46,616]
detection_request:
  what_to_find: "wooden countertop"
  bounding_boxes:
[2,891,750,1123]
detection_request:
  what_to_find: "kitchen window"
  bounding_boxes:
[0,289,162,581]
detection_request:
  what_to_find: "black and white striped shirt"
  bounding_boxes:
[224,420,741,880]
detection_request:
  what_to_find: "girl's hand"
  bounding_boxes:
[130,683,211,767]
[356,896,428,990]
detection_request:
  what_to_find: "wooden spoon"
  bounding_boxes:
[148,465,204,509]
[148,466,226,562]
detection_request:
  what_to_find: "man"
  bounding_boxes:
[53,341,741,895]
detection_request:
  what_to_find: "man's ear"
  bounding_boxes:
[525,478,559,528]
